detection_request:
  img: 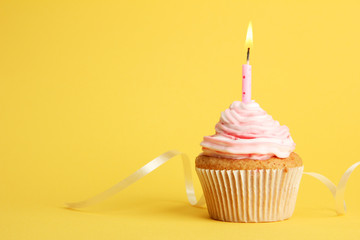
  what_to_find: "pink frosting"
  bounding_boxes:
[201,100,295,160]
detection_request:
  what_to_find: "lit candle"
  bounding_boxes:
[242,22,253,103]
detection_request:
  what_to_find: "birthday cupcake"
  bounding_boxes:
[195,100,303,222]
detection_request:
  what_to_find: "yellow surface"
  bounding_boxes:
[1,0,360,239]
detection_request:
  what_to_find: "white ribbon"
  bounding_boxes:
[66,150,205,209]
[304,161,360,214]
[67,150,360,215]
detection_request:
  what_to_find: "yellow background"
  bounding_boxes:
[1,0,360,239]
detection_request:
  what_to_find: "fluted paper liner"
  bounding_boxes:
[196,166,304,222]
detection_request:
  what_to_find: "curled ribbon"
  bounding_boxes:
[67,151,359,215]
[66,150,205,209]
[304,161,360,214]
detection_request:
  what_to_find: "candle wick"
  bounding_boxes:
[246,48,250,65]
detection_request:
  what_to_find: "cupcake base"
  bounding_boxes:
[196,166,303,223]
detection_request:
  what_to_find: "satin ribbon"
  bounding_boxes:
[304,161,360,214]
[66,150,205,209]
[66,150,360,215]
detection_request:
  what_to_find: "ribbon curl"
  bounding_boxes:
[304,161,360,214]
[66,150,205,209]
[67,151,359,215]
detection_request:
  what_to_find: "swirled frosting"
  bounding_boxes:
[201,100,295,160]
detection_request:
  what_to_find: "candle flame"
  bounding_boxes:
[245,21,253,49]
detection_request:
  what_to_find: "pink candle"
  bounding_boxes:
[242,64,252,103]
[242,22,253,104]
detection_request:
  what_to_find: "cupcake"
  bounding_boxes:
[195,100,303,222]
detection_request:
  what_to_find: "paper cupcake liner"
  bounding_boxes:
[196,166,304,222]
